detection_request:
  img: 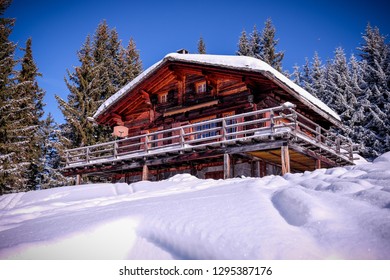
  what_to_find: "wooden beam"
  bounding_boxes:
[148,74,176,93]
[177,75,186,106]
[140,90,152,106]
[226,140,286,154]
[289,143,339,167]
[163,100,218,117]
[223,153,231,179]
[281,145,290,175]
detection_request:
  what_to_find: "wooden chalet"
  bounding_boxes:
[63,52,356,183]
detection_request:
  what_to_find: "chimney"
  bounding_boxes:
[176,48,189,54]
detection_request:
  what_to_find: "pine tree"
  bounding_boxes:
[122,37,142,83]
[291,64,301,84]
[250,25,261,59]
[93,20,119,102]
[197,36,206,54]
[0,0,18,194]
[40,114,72,189]
[56,21,143,158]
[17,38,45,191]
[327,48,357,122]
[236,30,251,56]
[258,18,284,71]
[349,55,367,131]
[301,57,313,94]
[310,52,326,99]
[357,24,390,159]
[56,34,105,148]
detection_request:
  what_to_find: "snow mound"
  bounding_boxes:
[1,152,390,259]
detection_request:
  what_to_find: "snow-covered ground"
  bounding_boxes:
[1,153,390,260]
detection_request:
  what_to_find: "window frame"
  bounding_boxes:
[158,92,168,104]
[195,81,207,94]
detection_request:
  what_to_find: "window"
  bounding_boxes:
[196,81,207,94]
[195,122,217,139]
[192,116,217,140]
[158,93,168,103]
[223,112,237,139]
[149,132,159,148]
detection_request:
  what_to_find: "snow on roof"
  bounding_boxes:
[93,53,341,122]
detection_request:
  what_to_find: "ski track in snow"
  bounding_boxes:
[0,153,390,259]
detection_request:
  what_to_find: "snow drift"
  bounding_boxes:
[0,153,390,260]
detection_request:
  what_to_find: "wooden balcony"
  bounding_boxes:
[63,103,356,179]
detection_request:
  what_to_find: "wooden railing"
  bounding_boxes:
[65,103,355,168]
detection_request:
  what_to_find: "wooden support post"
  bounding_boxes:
[259,161,267,177]
[223,153,231,179]
[281,145,291,175]
[76,174,82,185]
[142,164,149,181]
[252,160,261,177]
[316,159,321,169]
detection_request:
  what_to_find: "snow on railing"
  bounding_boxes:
[65,104,355,168]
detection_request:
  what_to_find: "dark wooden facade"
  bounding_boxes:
[64,53,356,183]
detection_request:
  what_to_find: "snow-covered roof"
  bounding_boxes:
[93,53,341,122]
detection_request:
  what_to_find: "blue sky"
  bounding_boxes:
[5,0,390,123]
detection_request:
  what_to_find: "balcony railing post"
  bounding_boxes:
[349,141,353,160]
[114,141,118,158]
[292,110,298,139]
[180,127,185,148]
[66,150,69,166]
[336,138,341,153]
[222,119,227,142]
[316,126,321,143]
[144,134,149,153]
[86,147,90,163]
[270,110,275,134]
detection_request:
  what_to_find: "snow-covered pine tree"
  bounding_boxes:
[0,0,18,194]
[309,52,326,99]
[357,24,390,159]
[291,64,301,85]
[197,36,206,54]
[236,30,251,56]
[250,25,261,59]
[258,18,284,71]
[301,57,314,94]
[16,38,45,191]
[348,55,369,144]
[326,48,356,123]
[40,113,72,189]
